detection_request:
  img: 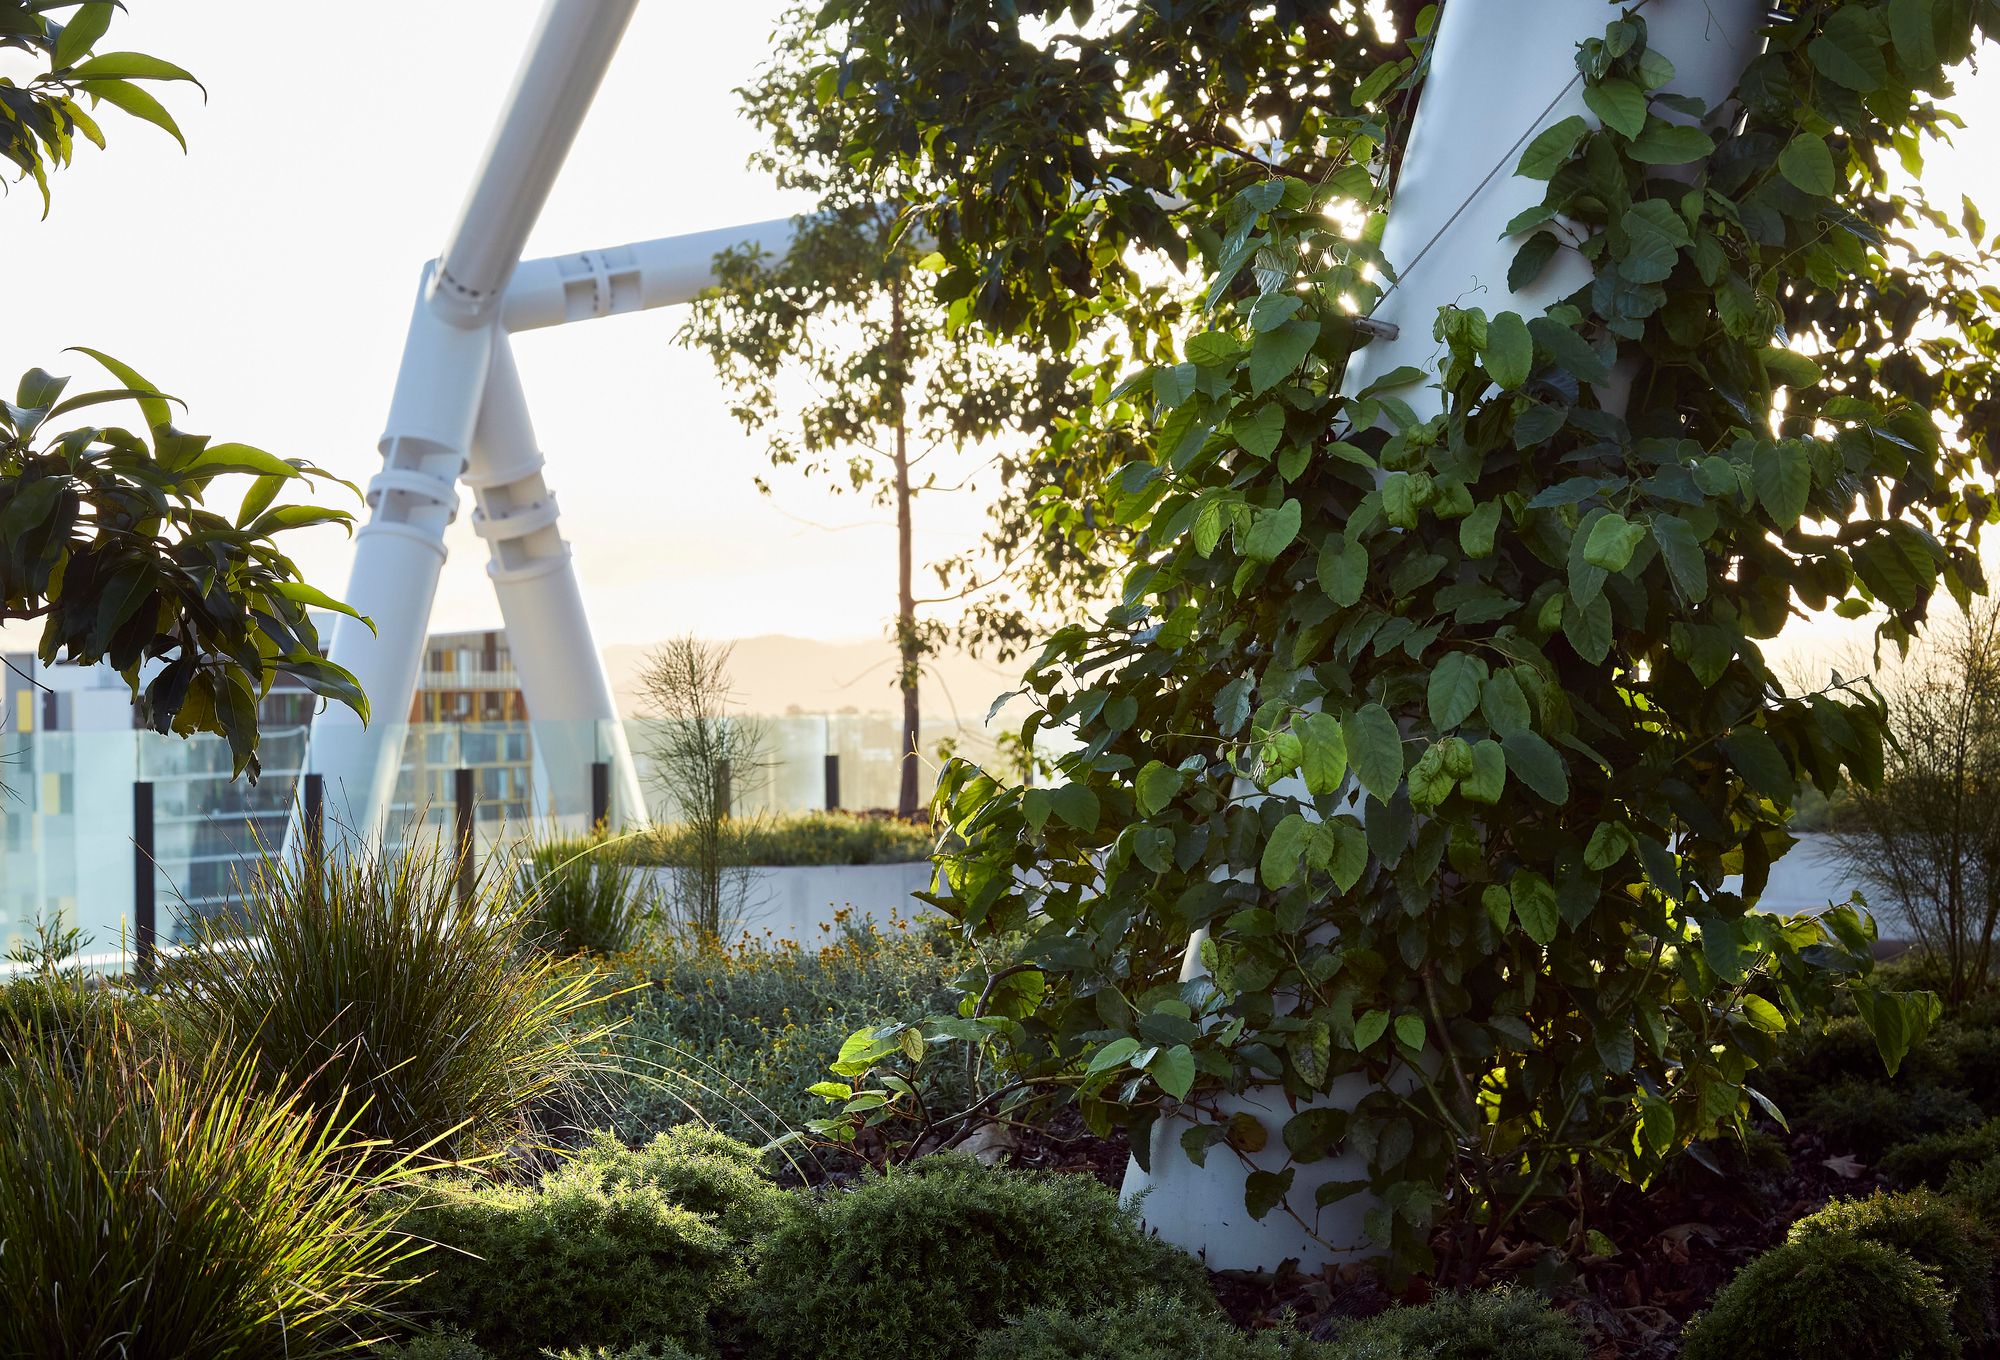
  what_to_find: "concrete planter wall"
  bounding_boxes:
[630,861,935,945]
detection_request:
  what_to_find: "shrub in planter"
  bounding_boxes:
[1802,1081,1982,1159]
[746,1155,1210,1360]
[162,838,608,1160]
[974,1294,1328,1360]
[1879,1119,2000,1188]
[1788,1189,1996,1346]
[1329,1290,1585,1360]
[1679,1235,1960,1360]
[600,926,968,1147]
[399,1128,784,1359]
[0,983,418,1359]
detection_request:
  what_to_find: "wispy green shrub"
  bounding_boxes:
[162,837,609,1161]
[0,977,419,1359]
[597,925,969,1147]
[524,827,652,956]
[1680,1235,1960,1360]
[746,1154,1209,1360]
[1802,1080,1982,1159]
[1789,1189,1997,1346]
[398,1128,784,1359]
[974,1295,1328,1360]
[623,810,934,867]
[1330,1290,1584,1360]
[1879,1119,2000,1188]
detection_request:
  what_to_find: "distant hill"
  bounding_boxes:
[602,635,1028,728]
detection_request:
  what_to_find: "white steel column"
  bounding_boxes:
[468,336,644,828]
[1124,0,1765,1271]
[299,0,638,848]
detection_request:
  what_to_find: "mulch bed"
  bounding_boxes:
[1004,1116,1884,1359]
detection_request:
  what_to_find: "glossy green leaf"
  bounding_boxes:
[1344,704,1404,802]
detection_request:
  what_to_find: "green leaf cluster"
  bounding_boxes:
[887,0,1994,1275]
[1,356,370,777]
[0,1,200,215]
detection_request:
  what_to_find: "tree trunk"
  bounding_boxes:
[891,273,920,818]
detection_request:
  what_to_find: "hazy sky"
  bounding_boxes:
[0,0,997,654]
[2,4,1996,668]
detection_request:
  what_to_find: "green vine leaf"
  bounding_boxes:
[1583,77,1647,139]
[1516,114,1590,179]
[1483,311,1533,389]
[1345,703,1405,802]
[1778,133,1839,196]
[1626,120,1715,165]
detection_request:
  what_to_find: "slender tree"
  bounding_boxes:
[1832,605,2000,1007]
[679,9,1073,814]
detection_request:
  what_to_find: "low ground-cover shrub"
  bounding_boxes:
[1945,1157,2000,1231]
[1679,1234,1960,1360]
[1330,1290,1585,1360]
[974,1295,1328,1360]
[622,810,934,867]
[1879,1118,2000,1187]
[1789,1189,1997,1346]
[396,1127,783,1359]
[0,977,417,1359]
[1802,1080,1982,1159]
[163,838,608,1160]
[379,1335,697,1360]
[745,1154,1209,1360]
[598,925,970,1147]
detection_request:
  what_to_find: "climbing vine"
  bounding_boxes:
[817,0,2000,1274]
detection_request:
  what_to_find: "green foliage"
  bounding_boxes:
[620,811,934,867]
[1329,1290,1585,1360]
[525,828,652,956]
[0,355,369,777]
[1803,1081,1982,1159]
[160,839,608,1160]
[598,925,969,1148]
[375,1333,700,1360]
[0,971,419,1359]
[974,1295,1328,1360]
[0,0,200,212]
[1681,1234,1961,1360]
[898,0,1990,1269]
[745,1155,1210,1360]
[1880,1118,2000,1187]
[1944,1157,2000,1231]
[0,12,363,777]
[1789,1189,1997,1346]
[399,1128,784,1360]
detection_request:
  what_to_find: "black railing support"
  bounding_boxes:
[824,753,841,811]
[454,767,475,907]
[133,781,156,984]
[591,760,610,830]
[302,772,325,868]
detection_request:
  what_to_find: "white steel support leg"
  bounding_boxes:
[294,0,637,855]
[1123,0,1764,1271]
[306,267,492,839]
[468,336,643,829]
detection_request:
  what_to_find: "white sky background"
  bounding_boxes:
[0,4,1996,671]
[0,0,998,654]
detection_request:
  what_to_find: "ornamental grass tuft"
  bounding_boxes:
[0,968,420,1359]
[161,833,611,1162]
